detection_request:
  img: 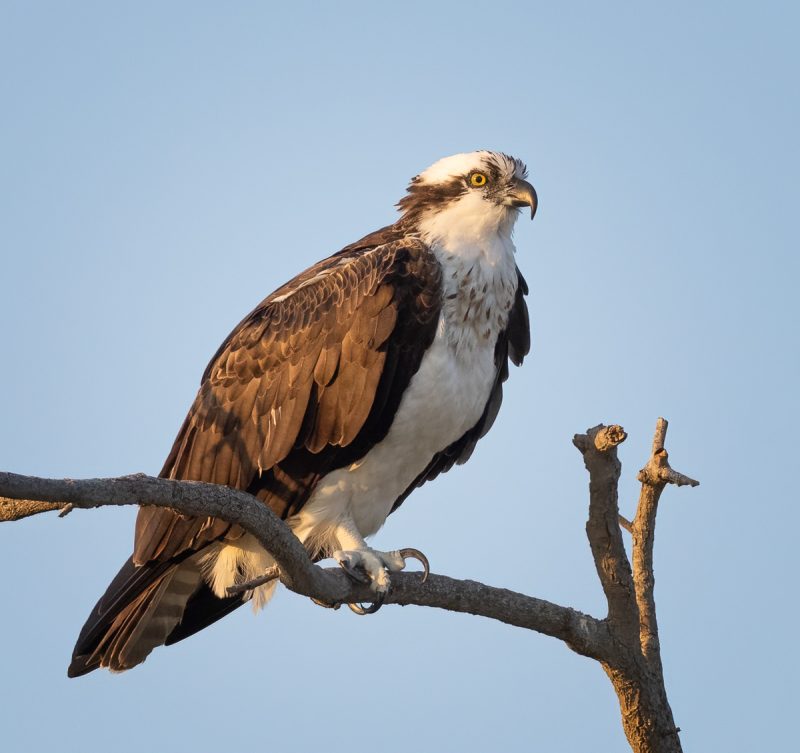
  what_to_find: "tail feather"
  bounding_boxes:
[101,573,178,671]
[68,555,246,677]
[106,563,202,671]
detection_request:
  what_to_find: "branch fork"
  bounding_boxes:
[573,418,697,752]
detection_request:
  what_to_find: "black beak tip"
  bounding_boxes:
[507,178,537,220]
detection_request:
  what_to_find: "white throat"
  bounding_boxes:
[416,195,520,357]
[416,192,518,260]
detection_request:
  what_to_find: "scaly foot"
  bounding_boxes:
[332,547,430,614]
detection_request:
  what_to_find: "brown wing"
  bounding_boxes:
[134,234,443,566]
[389,267,530,513]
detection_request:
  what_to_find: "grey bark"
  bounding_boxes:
[0,418,697,753]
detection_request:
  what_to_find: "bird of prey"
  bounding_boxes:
[68,150,537,676]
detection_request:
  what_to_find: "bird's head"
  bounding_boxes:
[397,151,537,246]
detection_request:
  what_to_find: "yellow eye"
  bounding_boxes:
[469,172,488,187]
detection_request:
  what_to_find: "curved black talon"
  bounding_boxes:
[336,548,428,616]
[311,597,341,610]
[348,591,385,615]
[399,547,430,583]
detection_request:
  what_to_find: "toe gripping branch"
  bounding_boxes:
[316,548,430,615]
[348,548,430,615]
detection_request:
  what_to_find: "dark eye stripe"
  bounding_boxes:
[396,176,466,219]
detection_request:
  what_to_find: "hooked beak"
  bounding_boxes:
[505,177,538,219]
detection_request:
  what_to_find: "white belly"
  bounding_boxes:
[290,319,498,544]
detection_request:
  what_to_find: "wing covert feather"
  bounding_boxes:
[134,236,442,566]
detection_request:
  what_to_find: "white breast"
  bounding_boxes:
[298,322,496,537]
[291,224,519,548]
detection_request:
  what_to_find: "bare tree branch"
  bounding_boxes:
[0,470,608,660]
[0,497,68,521]
[633,418,698,668]
[1,418,698,753]
[573,425,639,643]
[574,421,694,753]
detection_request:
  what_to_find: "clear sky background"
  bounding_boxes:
[1,2,797,751]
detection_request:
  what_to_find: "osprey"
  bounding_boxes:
[68,150,537,676]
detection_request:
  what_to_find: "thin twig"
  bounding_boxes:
[226,565,281,595]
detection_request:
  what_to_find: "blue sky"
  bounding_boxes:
[1,2,797,751]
